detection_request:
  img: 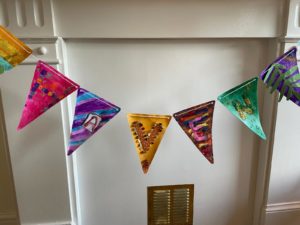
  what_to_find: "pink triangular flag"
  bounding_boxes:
[18,60,79,130]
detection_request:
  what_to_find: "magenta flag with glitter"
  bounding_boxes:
[67,88,121,156]
[18,60,79,130]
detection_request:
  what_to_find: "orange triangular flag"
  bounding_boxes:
[0,25,32,74]
[127,113,171,174]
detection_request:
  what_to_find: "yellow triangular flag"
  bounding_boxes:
[127,113,171,174]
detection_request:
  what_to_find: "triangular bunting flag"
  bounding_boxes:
[18,60,79,130]
[0,26,32,74]
[218,77,266,140]
[127,114,171,174]
[173,101,215,164]
[68,88,121,155]
[259,47,300,106]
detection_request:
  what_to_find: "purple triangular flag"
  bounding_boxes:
[68,88,121,155]
[259,47,300,106]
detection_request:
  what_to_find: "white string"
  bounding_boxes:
[30,53,40,61]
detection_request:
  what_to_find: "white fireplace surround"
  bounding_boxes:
[1,1,300,225]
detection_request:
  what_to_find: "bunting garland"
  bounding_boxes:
[218,77,266,140]
[68,88,121,155]
[18,60,79,130]
[127,114,171,173]
[0,26,32,74]
[1,26,300,165]
[173,101,215,164]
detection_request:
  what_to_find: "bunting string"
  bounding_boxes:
[1,25,299,173]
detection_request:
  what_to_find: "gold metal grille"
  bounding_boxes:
[148,184,194,225]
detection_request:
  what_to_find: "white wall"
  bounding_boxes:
[0,92,20,225]
[0,64,71,225]
[0,0,292,225]
[0,1,72,224]
[65,39,271,225]
[268,100,300,204]
[264,1,300,223]
[265,43,300,225]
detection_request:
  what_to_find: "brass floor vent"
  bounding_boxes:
[148,184,194,225]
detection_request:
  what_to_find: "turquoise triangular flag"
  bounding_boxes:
[218,77,266,140]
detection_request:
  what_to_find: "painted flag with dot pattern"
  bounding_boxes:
[18,60,79,130]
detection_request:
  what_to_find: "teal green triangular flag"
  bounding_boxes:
[217,77,266,140]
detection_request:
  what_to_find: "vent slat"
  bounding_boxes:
[173,193,189,196]
[173,197,189,199]
[174,193,189,195]
[173,195,189,198]
[153,203,170,206]
[173,205,189,208]
[172,208,189,212]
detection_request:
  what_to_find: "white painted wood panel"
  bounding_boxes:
[0,0,293,224]
[265,209,300,225]
[64,39,271,225]
[0,0,54,38]
[52,0,286,38]
[0,63,71,225]
[268,100,300,204]
[287,0,300,38]
[0,92,20,225]
[264,43,300,225]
